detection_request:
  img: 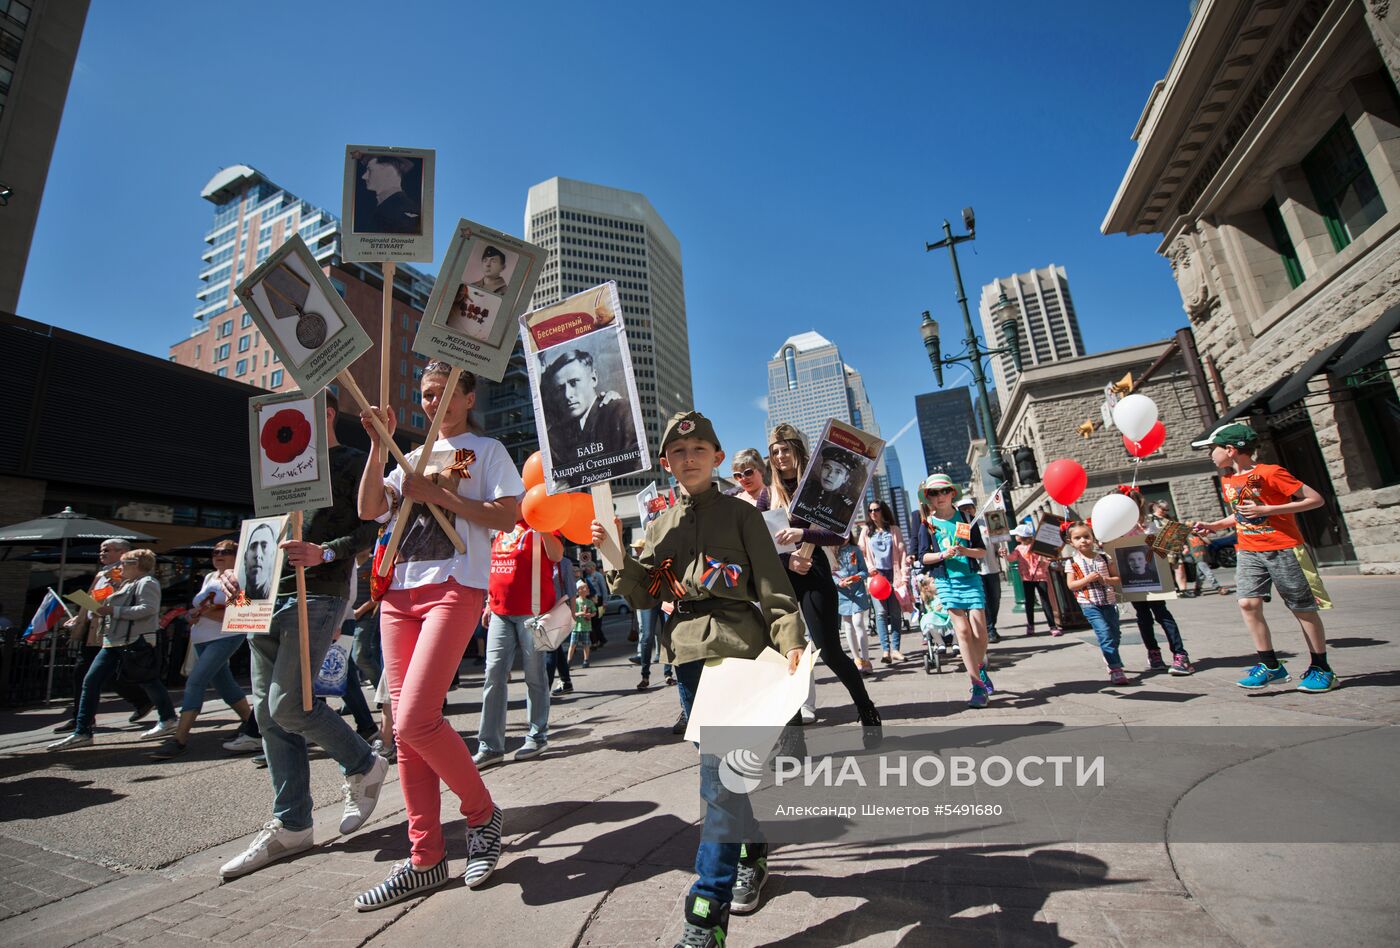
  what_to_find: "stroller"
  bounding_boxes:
[913,575,959,674]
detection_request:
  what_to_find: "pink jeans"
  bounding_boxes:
[381,579,493,867]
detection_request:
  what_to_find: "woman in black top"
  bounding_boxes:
[762,424,880,730]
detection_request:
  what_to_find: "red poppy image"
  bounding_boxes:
[261,408,312,464]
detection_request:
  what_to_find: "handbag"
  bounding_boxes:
[116,635,160,685]
[314,636,353,697]
[527,531,573,652]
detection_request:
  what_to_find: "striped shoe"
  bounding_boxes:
[354,858,448,911]
[463,805,504,889]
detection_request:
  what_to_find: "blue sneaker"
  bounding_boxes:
[978,664,995,694]
[1296,667,1339,693]
[1236,662,1290,690]
[968,684,989,709]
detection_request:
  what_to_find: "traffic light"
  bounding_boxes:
[987,452,1012,485]
[1013,446,1039,484]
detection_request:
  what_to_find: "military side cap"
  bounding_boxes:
[818,444,858,471]
[660,410,721,453]
[1191,421,1257,450]
[769,423,806,450]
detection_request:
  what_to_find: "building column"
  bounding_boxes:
[1343,71,1400,215]
[1272,167,1338,273]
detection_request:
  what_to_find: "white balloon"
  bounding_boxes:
[1112,394,1159,442]
[1090,493,1140,543]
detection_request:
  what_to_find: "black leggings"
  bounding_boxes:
[788,555,873,711]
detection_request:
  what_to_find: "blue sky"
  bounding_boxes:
[22,1,1191,500]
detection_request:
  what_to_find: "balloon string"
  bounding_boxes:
[1131,458,1140,489]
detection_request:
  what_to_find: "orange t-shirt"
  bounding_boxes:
[1221,464,1305,552]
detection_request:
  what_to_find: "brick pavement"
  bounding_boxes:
[0,581,1395,947]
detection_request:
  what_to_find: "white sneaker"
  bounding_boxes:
[142,718,177,739]
[340,754,389,834]
[219,819,313,880]
[222,732,262,754]
[46,733,92,752]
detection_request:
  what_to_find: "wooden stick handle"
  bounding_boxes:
[380,261,395,409]
[590,482,624,571]
[377,365,462,576]
[337,370,465,554]
[292,511,313,713]
[796,542,816,559]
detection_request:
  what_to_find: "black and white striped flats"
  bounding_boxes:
[463,805,504,889]
[354,857,448,911]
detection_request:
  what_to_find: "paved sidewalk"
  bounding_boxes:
[0,582,1397,947]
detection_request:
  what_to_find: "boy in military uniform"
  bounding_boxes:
[593,410,804,948]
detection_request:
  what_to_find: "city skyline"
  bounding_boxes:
[18,2,1194,503]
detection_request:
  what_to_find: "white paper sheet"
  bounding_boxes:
[763,509,797,554]
[684,644,815,744]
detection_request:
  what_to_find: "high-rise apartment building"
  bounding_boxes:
[167,165,434,434]
[979,264,1085,403]
[521,177,693,491]
[914,388,978,489]
[0,0,89,311]
[882,446,911,534]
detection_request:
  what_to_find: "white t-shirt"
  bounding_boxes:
[379,431,524,591]
[189,572,228,644]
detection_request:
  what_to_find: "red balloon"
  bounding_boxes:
[522,484,568,532]
[1043,459,1088,506]
[522,452,545,490]
[560,493,597,545]
[1124,421,1166,458]
[867,573,893,600]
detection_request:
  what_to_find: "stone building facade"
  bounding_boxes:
[996,341,1227,527]
[1104,0,1400,571]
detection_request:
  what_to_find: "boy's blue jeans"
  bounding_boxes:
[674,659,763,907]
[635,607,672,678]
[1080,604,1123,670]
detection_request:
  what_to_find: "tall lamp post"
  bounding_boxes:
[920,207,1024,502]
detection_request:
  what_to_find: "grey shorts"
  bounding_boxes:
[1235,547,1318,613]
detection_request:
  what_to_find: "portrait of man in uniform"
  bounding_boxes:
[541,348,638,487]
[800,445,862,528]
[1115,542,1163,592]
[354,154,422,235]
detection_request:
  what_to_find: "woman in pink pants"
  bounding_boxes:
[354,362,524,910]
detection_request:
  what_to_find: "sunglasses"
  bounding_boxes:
[930,488,956,496]
[733,468,758,478]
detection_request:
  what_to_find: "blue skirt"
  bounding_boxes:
[934,575,985,611]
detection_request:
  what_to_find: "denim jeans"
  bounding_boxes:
[1131,601,1187,656]
[1080,604,1123,670]
[635,607,663,677]
[74,643,177,736]
[545,644,572,688]
[675,660,761,906]
[250,595,373,832]
[339,619,378,735]
[180,635,247,714]
[70,645,148,720]
[478,614,550,753]
[871,568,901,653]
[353,612,383,684]
[1194,558,1222,592]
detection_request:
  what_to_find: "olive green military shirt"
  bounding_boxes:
[607,485,804,666]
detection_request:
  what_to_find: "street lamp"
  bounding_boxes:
[922,208,1024,515]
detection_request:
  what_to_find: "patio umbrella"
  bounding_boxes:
[0,508,157,699]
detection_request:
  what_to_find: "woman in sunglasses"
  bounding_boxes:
[727,448,769,507]
[762,424,880,733]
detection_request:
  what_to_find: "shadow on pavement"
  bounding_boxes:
[0,773,123,818]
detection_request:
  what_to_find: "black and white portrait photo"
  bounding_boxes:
[236,517,286,603]
[341,145,435,263]
[793,445,867,534]
[353,153,423,235]
[1114,541,1164,593]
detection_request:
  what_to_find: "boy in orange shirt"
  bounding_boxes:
[1192,423,1338,692]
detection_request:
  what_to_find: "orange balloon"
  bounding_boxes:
[560,492,597,545]
[522,452,545,491]
[522,484,568,533]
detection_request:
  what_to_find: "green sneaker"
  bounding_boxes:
[1296,667,1340,693]
[731,844,769,915]
[676,893,729,947]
